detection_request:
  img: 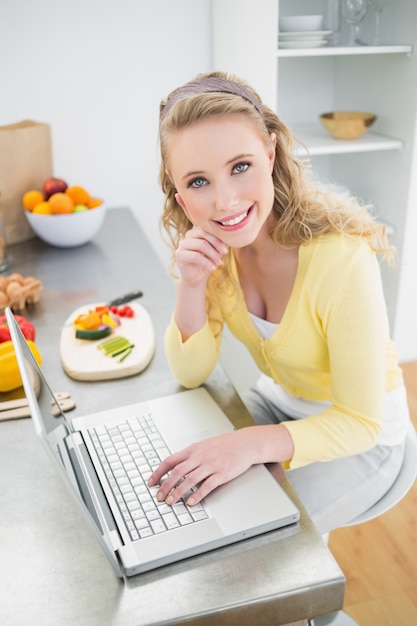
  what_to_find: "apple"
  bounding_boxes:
[43,177,68,199]
[73,204,88,212]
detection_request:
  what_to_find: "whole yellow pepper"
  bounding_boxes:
[0,340,42,392]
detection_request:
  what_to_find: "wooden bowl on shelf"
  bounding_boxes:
[319,111,377,140]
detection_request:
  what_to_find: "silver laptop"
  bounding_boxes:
[6,307,299,578]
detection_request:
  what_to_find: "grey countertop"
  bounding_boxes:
[0,208,345,626]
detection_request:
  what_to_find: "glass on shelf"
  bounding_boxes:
[342,0,368,45]
[369,0,392,45]
[324,0,342,46]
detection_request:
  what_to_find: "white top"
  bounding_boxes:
[248,313,409,446]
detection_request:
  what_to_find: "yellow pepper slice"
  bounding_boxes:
[102,313,117,328]
[73,311,102,330]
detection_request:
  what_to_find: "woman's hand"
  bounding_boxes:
[176,226,228,288]
[147,424,294,506]
[148,429,254,506]
[173,227,228,340]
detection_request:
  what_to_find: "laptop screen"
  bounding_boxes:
[5,309,73,439]
[6,307,124,577]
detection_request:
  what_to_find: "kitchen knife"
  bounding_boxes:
[108,290,143,307]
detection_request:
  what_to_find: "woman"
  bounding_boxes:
[148,71,410,535]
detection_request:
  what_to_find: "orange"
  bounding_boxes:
[48,192,74,214]
[32,201,51,214]
[23,190,45,211]
[65,185,90,206]
[86,197,103,209]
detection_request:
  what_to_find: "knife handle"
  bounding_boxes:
[108,291,143,307]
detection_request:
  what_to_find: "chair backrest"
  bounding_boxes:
[344,421,417,527]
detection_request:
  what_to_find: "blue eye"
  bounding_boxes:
[233,162,249,174]
[189,177,207,188]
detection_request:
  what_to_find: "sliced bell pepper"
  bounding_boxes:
[73,311,102,330]
[72,305,121,337]
[101,313,117,328]
[94,305,110,315]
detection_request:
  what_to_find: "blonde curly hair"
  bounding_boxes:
[159,71,395,279]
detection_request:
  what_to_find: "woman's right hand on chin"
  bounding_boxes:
[176,227,228,287]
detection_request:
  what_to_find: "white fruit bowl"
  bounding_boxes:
[25,205,106,248]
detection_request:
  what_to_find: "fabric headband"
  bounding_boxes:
[160,76,263,122]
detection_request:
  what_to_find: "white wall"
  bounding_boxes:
[0,0,212,267]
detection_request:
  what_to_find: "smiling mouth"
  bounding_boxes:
[216,208,251,227]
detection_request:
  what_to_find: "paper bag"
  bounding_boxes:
[0,120,53,245]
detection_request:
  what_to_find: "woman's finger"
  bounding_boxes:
[185,226,228,253]
[147,450,187,487]
[181,228,228,262]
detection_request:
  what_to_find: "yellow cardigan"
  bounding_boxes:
[165,234,404,468]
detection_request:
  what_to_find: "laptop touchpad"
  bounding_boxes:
[180,430,213,447]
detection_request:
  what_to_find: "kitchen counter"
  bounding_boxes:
[0,207,345,625]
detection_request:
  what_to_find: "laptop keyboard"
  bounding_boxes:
[90,413,208,541]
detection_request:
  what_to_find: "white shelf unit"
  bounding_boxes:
[212,0,417,362]
[293,124,403,157]
[278,44,412,58]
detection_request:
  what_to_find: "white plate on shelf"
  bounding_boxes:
[279,39,328,49]
[278,29,332,41]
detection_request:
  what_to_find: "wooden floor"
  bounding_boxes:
[328,361,417,625]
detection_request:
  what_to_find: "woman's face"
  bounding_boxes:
[167,115,276,248]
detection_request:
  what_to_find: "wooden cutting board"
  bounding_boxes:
[60,302,155,381]
[0,369,41,421]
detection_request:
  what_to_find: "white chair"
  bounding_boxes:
[312,421,417,626]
